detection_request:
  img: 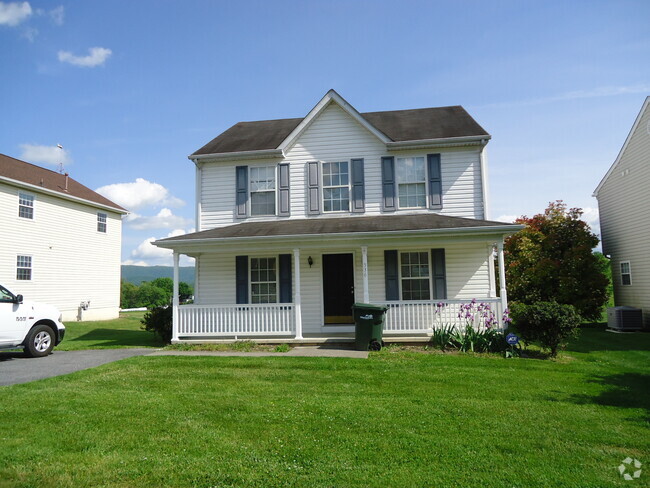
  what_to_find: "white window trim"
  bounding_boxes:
[97,212,107,233]
[16,254,33,281]
[321,160,351,213]
[249,165,278,217]
[249,255,279,304]
[396,156,427,210]
[620,260,632,286]
[398,250,433,301]
[18,192,35,220]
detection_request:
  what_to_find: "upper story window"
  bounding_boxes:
[322,161,350,212]
[250,166,276,216]
[16,255,32,281]
[620,261,632,285]
[250,257,277,303]
[19,192,34,219]
[400,251,431,300]
[97,212,107,233]
[396,157,426,208]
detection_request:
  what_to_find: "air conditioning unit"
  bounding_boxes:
[607,306,643,331]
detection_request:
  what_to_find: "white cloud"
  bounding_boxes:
[20,143,71,167]
[128,229,195,266]
[0,1,32,26]
[49,5,63,25]
[495,214,518,223]
[96,178,185,211]
[125,208,192,230]
[20,25,36,41]
[58,47,112,67]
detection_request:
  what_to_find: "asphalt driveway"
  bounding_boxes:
[0,348,153,386]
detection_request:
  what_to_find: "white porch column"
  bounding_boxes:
[497,241,508,312]
[361,246,369,303]
[293,248,303,340]
[172,251,180,342]
[488,244,496,298]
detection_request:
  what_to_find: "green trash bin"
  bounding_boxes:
[352,303,388,351]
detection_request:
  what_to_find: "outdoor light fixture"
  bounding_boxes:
[308,256,314,268]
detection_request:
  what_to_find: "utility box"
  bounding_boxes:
[607,306,643,331]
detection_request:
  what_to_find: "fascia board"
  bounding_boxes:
[593,96,650,197]
[0,176,128,214]
[386,135,490,151]
[188,148,284,163]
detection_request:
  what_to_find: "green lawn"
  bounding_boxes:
[56,311,164,350]
[1,328,648,487]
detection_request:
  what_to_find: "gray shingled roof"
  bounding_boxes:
[0,153,127,212]
[159,214,516,243]
[192,105,488,156]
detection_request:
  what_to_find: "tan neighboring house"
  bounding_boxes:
[154,90,521,343]
[594,96,650,328]
[0,153,127,321]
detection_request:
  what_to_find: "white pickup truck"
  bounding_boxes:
[0,284,65,357]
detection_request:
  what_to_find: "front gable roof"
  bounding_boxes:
[191,90,489,159]
[0,153,127,213]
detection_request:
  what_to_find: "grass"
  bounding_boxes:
[56,311,164,350]
[1,326,648,487]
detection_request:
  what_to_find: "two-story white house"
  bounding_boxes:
[155,90,521,342]
[0,153,127,321]
[594,96,650,328]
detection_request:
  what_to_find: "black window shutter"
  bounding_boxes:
[235,166,249,218]
[384,250,399,300]
[431,248,447,299]
[381,156,396,211]
[307,161,320,214]
[278,163,290,217]
[427,154,442,210]
[351,158,365,213]
[236,255,249,304]
[279,254,292,303]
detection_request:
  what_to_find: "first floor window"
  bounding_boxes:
[251,257,277,303]
[19,192,34,219]
[396,157,426,208]
[97,212,107,233]
[621,261,632,285]
[322,161,350,212]
[250,166,276,216]
[17,255,32,281]
[400,251,430,300]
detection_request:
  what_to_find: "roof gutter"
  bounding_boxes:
[386,135,491,151]
[154,224,523,249]
[0,175,128,214]
[188,148,284,163]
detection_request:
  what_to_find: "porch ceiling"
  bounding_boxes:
[155,214,521,250]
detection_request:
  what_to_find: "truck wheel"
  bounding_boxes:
[24,325,55,357]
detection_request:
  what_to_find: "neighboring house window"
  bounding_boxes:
[16,255,32,281]
[250,166,276,216]
[400,251,430,300]
[97,212,107,233]
[396,157,426,208]
[250,257,277,303]
[322,161,350,212]
[18,193,34,219]
[620,261,632,285]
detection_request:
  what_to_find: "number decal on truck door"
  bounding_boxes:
[16,317,26,321]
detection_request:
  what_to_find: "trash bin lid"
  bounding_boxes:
[352,303,388,312]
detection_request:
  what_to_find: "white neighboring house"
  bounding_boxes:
[155,90,522,343]
[594,96,650,328]
[0,153,127,322]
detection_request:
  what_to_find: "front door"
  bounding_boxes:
[322,253,355,324]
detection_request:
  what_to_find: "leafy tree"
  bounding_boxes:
[179,282,194,301]
[504,201,608,321]
[135,282,169,309]
[120,280,139,309]
[151,277,173,294]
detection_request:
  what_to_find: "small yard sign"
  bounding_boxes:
[506,333,519,345]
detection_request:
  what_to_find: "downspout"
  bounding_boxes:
[478,142,490,220]
[193,159,202,232]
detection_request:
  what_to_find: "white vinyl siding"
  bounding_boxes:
[0,182,123,321]
[198,103,485,230]
[596,100,650,326]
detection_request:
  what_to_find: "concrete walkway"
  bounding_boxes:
[149,346,368,359]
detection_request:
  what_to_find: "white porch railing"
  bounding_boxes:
[178,304,295,337]
[377,298,505,334]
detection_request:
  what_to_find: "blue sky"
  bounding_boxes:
[1,0,649,265]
